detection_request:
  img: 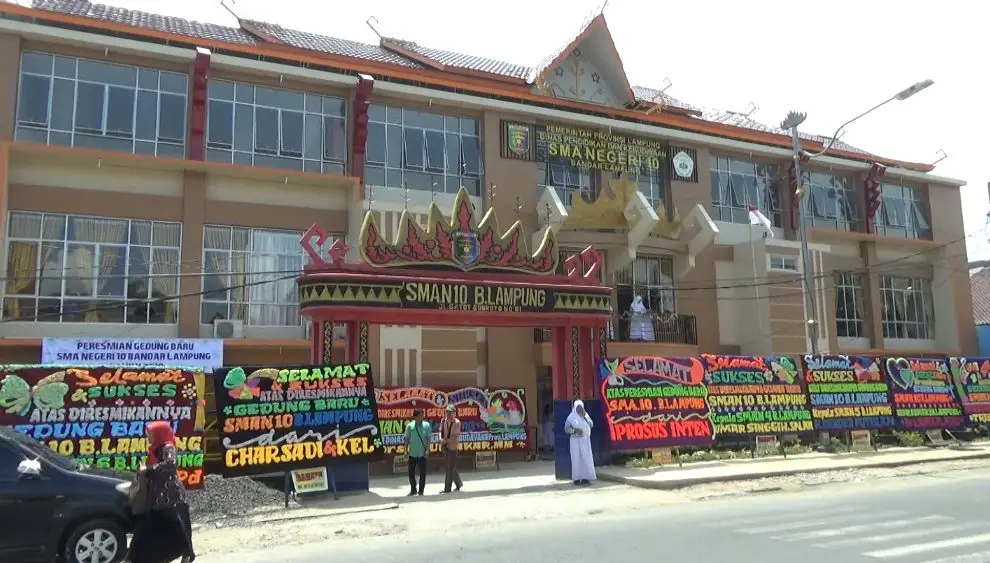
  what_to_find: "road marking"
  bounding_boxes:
[709,505,863,527]
[816,523,981,548]
[776,515,951,541]
[918,551,990,563]
[865,533,990,558]
[742,510,904,534]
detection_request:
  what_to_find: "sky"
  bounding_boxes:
[99,0,988,259]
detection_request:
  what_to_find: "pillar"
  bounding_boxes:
[346,321,370,363]
[309,319,330,364]
[550,326,570,400]
[577,327,596,399]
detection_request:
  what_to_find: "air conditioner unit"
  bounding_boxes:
[213,319,244,339]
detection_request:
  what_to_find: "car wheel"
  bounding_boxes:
[63,519,126,563]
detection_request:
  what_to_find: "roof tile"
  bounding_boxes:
[24,0,882,159]
[242,20,422,68]
[32,0,258,45]
[392,40,530,79]
[972,268,990,325]
[700,108,870,155]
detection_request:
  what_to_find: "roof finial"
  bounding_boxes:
[366,16,382,40]
[219,0,239,19]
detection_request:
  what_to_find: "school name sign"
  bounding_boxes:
[42,338,223,371]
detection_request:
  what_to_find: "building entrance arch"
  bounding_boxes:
[298,188,611,479]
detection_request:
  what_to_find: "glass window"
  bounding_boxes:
[365,104,483,195]
[709,156,782,227]
[768,255,799,272]
[835,272,866,338]
[875,183,932,240]
[15,52,187,157]
[206,80,347,175]
[613,256,677,342]
[805,170,859,231]
[201,225,341,326]
[880,276,934,340]
[3,212,181,323]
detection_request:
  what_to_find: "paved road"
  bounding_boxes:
[199,467,990,563]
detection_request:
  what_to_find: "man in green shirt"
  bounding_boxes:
[404,409,431,496]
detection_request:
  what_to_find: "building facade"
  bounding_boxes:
[0,1,975,426]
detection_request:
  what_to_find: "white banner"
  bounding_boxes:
[41,338,224,371]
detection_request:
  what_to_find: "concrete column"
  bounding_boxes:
[177,171,206,337]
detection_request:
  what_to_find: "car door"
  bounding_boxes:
[0,443,58,561]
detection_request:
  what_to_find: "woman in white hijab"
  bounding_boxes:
[564,400,596,485]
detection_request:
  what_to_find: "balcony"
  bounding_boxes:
[534,313,698,346]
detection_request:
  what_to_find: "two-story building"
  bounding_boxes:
[0,0,974,423]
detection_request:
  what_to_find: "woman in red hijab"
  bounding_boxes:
[126,421,196,563]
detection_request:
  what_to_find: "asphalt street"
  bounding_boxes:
[198,467,990,563]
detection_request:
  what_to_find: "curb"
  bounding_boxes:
[249,502,399,524]
[598,451,990,490]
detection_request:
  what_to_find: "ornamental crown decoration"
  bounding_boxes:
[359,186,559,275]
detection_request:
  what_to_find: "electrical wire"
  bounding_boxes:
[0,220,983,326]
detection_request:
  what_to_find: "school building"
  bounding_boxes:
[0,0,975,423]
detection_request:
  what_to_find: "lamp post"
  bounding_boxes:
[780,79,934,356]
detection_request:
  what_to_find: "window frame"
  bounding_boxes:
[805,170,860,232]
[205,79,347,174]
[709,156,783,227]
[15,51,188,158]
[365,104,483,195]
[834,271,867,339]
[875,182,932,240]
[768,254,799,273]
[200,225,342,327]
[3,211,182,324]
[879,275,934,340]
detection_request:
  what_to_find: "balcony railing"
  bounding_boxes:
[534,312,698,346]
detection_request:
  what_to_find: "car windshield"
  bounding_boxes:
[0,427,78,472]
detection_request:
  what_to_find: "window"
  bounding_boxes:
[15,52,187,158]
[768,254,799,272]
[3,212,180,323]
[538,160,596,208]
[206,80,346,174]
[710,156,782,226]
[614,256,676,341]
[835,272,866,338]
[880,276,934,340]
[365,104,483,195]
[202,226,340,326]
[0,443,21,481]
[875,183,932,240]
[805,171,859,231]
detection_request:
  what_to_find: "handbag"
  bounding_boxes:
[128,470,150,515]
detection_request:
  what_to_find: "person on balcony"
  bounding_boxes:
[628,295,655,341]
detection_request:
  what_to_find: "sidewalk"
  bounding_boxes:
[597,443,990,489]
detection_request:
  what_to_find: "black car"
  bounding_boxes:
[0,427,132,563]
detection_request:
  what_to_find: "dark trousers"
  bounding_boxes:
[407,456,427,494]
[443,449,462,492]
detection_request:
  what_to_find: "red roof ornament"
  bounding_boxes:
[357,186,559,275]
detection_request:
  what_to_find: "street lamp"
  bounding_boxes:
[780,79,934,356]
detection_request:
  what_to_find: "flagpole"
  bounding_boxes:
[750,221,762,344]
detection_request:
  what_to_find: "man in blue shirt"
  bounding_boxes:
[404,409,431,496]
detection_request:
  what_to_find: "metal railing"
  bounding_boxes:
[534,312,698,346]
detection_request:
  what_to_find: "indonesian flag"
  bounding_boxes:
[747,204,774,239]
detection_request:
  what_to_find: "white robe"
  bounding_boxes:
[629,296,655,341]
[565,400,596,481]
